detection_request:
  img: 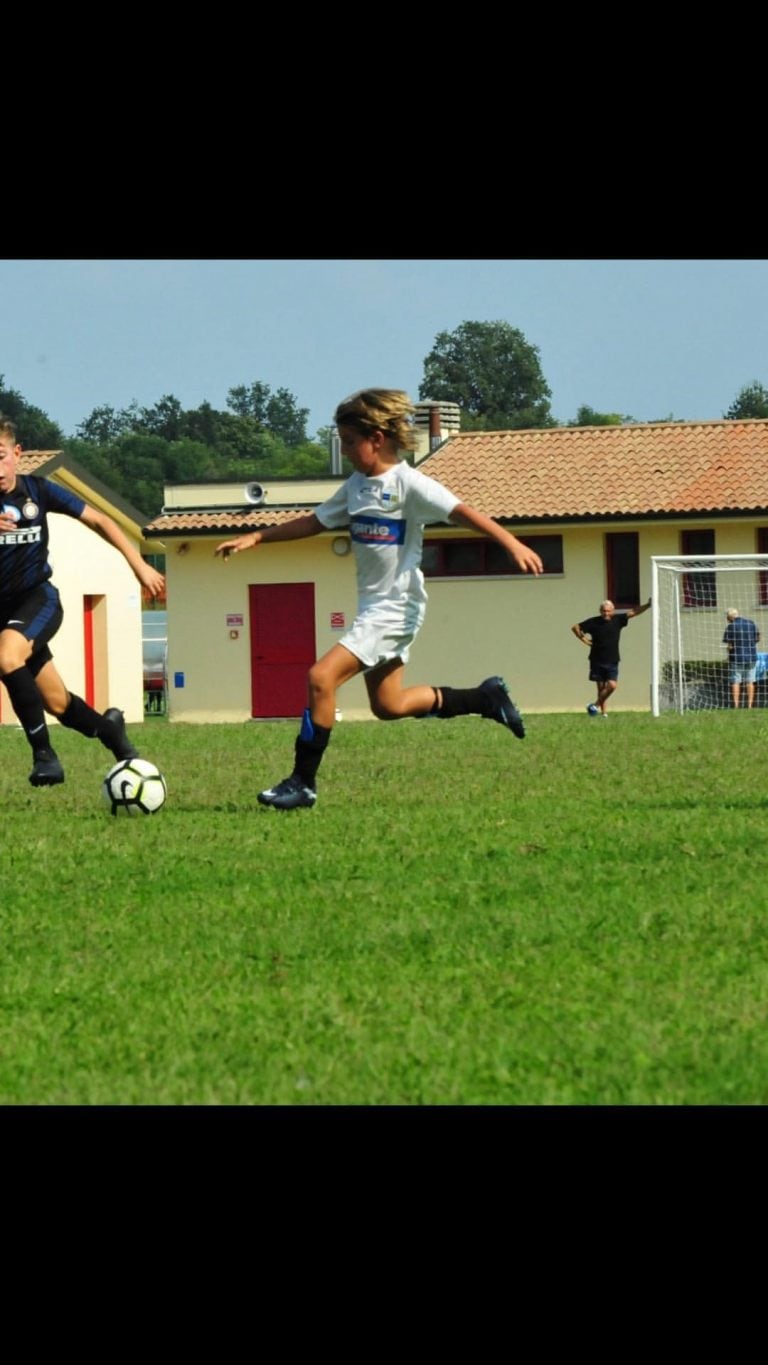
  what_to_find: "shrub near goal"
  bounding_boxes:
[102,758,168,816]
[651,554,768,714]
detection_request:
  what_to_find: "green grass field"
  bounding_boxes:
[1,708,766,1106]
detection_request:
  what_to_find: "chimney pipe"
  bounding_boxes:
[429,406,441,451]
[330,428,342,475]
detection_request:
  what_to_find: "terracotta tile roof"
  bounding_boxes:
[142,418,768,536]
[417,419,768,520]
[19,452,61,474]
[144,507,316,535]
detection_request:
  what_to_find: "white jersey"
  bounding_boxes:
[316,461,460,608]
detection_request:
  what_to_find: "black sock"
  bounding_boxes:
[3,665,53,753]
[60,694,107,742]
[60,695,135,757]
[434,686,494,719]
[293,709,331,788]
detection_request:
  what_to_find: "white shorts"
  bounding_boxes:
[339,593,427,671]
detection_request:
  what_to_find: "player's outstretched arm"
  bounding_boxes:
[216,513,324,558]
[80,506,165,599]
[627,597,652,619]
[449,504,543,575]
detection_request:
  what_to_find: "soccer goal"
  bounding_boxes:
[651,554,768,714]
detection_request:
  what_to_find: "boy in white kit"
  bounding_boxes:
[216,388,542,809]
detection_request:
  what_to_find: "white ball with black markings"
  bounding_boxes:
[102,758,167,816]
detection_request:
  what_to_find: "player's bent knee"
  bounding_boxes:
[0,650,28,675]
[369,695,401,720]
[307,665,332,696]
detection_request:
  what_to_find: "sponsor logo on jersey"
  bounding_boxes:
[361,484,400,506]
[350,514,405,546]
[0,526,42,545]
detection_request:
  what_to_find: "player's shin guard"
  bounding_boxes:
[434,686,494,719]
[60,695,137,758]
[3,665,53,752]
[59,693,101,739]
[293,708,331,789]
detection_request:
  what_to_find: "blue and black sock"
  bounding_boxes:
[293,708,331,788]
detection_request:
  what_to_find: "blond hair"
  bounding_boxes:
[334,388,417,453]
[0,414,18,443]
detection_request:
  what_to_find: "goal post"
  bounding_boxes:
[651,554,768,715]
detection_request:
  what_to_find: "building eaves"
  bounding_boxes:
[143,507,317,536]
[20,450,152,530]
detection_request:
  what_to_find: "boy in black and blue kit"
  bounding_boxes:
[0,416,165,786]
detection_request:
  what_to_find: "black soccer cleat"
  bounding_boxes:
[479,676,525,739]
[29,747,65,787]
[103,707,140,761]
[258,774,317,810]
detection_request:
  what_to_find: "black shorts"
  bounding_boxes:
[0,583,63,666]
[589,663,619,683]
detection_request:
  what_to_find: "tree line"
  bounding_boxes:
[2,320,766,519]
[0,376,332,520]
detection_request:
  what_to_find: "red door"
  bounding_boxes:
[249,582,316,718]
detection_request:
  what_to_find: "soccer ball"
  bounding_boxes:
[102,758,167,816]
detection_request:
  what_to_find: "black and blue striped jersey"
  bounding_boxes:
[0,475,86,602]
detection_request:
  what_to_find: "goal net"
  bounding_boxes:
[651,555,768,714]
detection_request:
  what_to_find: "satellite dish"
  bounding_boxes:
[244,482,265,506]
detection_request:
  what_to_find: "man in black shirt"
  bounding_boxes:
[571,597,651,716]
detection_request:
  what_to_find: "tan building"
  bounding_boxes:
[143,414,768,720]
[0,451,162,727]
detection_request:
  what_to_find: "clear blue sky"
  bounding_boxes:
[2,259,767,440]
